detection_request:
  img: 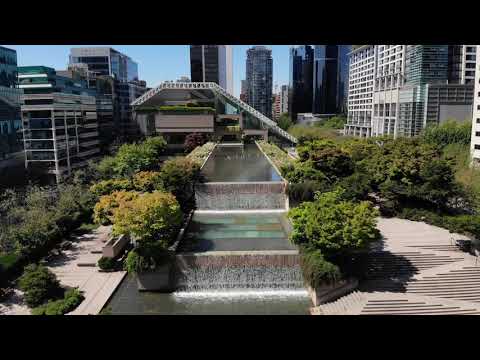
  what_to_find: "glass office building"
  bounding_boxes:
[289,45,314,119]
[0,46,23,159]
[312,45,338,115]
[69,47,139,86]
[246,46,273,118]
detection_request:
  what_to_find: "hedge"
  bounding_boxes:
[32,288,84,315]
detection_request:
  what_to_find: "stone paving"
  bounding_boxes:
[1,225,126,316]
[46,225,126,315]
[312,217,480,315]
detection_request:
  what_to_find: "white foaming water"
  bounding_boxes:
[173,288,309,299]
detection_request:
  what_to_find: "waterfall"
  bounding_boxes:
[173,253,303,291]
[195,182,287,210]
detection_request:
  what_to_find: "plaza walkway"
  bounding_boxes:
[46,225,126,315]
[312,218,480,315]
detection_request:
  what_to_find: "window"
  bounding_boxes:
[476,145,480,150]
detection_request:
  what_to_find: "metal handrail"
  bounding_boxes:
[131,82,298,144]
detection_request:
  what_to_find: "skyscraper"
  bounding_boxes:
[69,47,139,86]
[289,45,314,120]
[337,45,352,114]
[280,85,289,115]
[312,45,338,115]
[189,45,233,94]
[69,47,147,142]
[471,46,480,166]
[240,79,248,102]
[246,46,273,118]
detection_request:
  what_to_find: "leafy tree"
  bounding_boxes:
[297,140,354,180]
[158,157,201,211]
[289,189,380,259]
[277,113,293,131]
[317,116,346,130]
[93,191,139,225]
[112,191,182,247]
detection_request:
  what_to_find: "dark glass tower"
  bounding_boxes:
[246,46,273,118]
[337,45,351,114]
[289,46,314,119]
[312,45,338,115]
[190,45,219,84]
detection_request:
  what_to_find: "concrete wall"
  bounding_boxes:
[155,114,214,132]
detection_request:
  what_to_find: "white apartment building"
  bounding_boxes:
[372,45,406,137]
[347,45,477,139]
[471,46,480,165]
[344,45,376,137]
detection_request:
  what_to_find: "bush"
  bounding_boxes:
[132,171,164,192]
[113,191,182,247]
[422,120,471,149]
[93,191,139,225]
[97,256,116,271]
[289,189,381,259]
[397,207,480,239]
[32,288,84,315]
[90,179,133,197]
[110,136,166,177]
[18,264,61,307]
[186,142,216,166]
[184,133,207,154]
[288,125,339,144]
[300,249,342,288]
[256,141,295,174]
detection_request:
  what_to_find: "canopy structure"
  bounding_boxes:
[131,82,297,144]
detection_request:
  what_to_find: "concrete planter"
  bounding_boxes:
[102,234,130,259]
[135,263,173,292]
[307,278,358,307]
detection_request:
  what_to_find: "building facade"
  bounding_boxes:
[345,45,376,137]
[471,46,480,165]
[280,84,288,115]
[18,66,100,182]
[337,45,352,114]
[346,45,475,139]
[313,45,339,116]
[69,47,138,85]
[0,46,23,159]
[246,46,273,118]
[289,45,314,120]
[190,45,233,94]
[69,47,146,144]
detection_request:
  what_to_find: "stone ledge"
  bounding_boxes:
[307,278,358,307]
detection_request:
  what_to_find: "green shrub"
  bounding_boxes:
[186,142,216,166]
[97,256,116,271]
[289,189,381,259]
[257,141,295,173]
[132,171,163,192]
[93,191,139,225]
[32,288,84,315]
[90,179,133,197]
[422,120,471,149]
[18,264,61,307]
[300,249,342,288]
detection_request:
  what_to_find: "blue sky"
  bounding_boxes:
[5,45,291,97]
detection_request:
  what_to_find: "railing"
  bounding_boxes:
[131,82,298,144]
